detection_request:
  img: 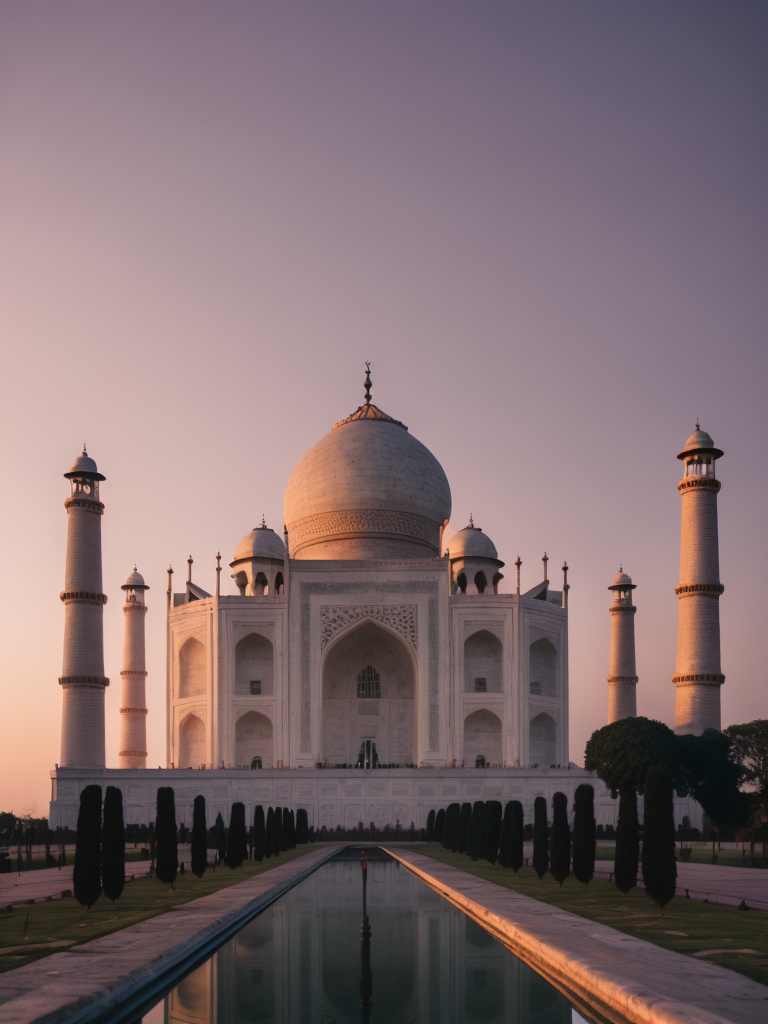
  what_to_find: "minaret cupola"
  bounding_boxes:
[447,516,504,594]
[230,517,286,596]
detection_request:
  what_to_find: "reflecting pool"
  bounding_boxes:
[143,849,592,1024]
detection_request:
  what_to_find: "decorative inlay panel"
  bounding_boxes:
[290,509,438,554]
[320,604,418,652]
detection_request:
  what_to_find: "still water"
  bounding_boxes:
[143,850,592,1024]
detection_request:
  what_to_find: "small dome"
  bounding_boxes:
[232,523,285,564]
[609,568,635,590]
[64,446,105,481]
[122,568,148,590]
[447,520,500,562]
[677,425,723,461]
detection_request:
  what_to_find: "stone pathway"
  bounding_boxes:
[384,847,768,1024]
[0,845,343,1024]
[594,860,768,909]
[0,863,152,908]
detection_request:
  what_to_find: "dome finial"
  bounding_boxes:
[82,442,87,456]
[364,361,372,405]
[260,513,267,529]
[468,512,474,528]
[695,419,700,431]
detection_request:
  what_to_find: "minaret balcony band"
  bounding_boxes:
[119,706,149,714]
[63,496,105,514]
[59,590,107,604]
[120,669,148,676]
[123,601,147,613]
[608,605,636,615]
[607,675,638,683]
[118,749,148,757]
[677,477,721,495]
[674,583,725,597]
[58,675,109,688]
[671,673,725,685]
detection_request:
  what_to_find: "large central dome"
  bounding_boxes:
[284,382,451,560]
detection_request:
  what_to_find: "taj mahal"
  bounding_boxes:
[49,367,723,831]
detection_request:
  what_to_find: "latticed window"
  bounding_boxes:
[357,665,380,698]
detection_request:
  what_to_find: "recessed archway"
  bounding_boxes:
[529,638,557,697]
[529,712,557,767]
[179,637,206,697]
[464,630,503,693]
[321,620,416,765]
[179,713,206,767]
[235,632,274,695]
[234,711,273,768]
[463,709,502,766]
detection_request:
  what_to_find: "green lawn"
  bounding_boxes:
[1,848,150,874]
[593,845,768,869]
[0,847,312,974]
[413,846,768,987]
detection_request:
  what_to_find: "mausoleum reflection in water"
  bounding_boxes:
[145,850,583,1024]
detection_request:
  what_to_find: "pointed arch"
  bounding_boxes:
[179,713,206,767]
[235,711,274,768]
[463,709,502,766]
[235,632,274,695]
[464,629,503,692]
[529,712,557,767]
[179,637,206,697]
[529,637,558,697]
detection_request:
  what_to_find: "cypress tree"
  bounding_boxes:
[467,801,485,860]
[443,803,459,850]
[102,786,125,904]
[254,805,266,861]
[155,787,178,886]
[614,786,639,893]
[226,803,247,869]
[434,808,445,844]
[281,808,291,851]
[214,811,226,866]
[498,802,513,868]
[73,784,102,909]
[191,795,208,878]
[477,803,490,860]
[426,809,435,842]
[550,792,570,886]
[642,762,677,911]
[533,796,549,879]
[572,784,596,889]
[265,807,275,858]
[274,807,283,854]
[296,808,309,844]
[457,803,472,854]
[288,809,297,849]
[485,801,503,865]
[509,801,524,872]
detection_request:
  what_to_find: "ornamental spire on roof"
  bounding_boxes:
[332,363,408,431]
[364,361,372,405]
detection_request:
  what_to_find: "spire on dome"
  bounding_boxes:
[364,362,372,405]
[259,514,267,529]
[333,364,407,430]
[468,513,474,529]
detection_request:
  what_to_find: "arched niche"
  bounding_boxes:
[179,637,206,698]
[179,713,206,768]
[529,637,557,697]
[464,630,503,693]
[235,711,273,768]
[529,712,557,767]
[322,619,416,766]
[463,709,502,766]
[235,632,274,695]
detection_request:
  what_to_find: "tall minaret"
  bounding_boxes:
[59,447,108,767]
[673,425,725,734]
[607,569,637,723]
[119,568,149,768]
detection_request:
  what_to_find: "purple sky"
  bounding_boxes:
[1,1,766,814]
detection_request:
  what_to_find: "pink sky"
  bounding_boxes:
[0,1,766,815]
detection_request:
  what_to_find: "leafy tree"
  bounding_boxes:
[102,786,125,904]
[532,797,548,879]
[443,803,460,850]
[614,787,639,893]
[73,785,102,909]
[265,807,274,858]
[426,809,435,842]
[572,784,596,889]
[642,762,677,911]
[457,803,472,854]
[677,729,747,827]
[434,808,445,844]
[585,718,678,795]
[724,720,768,795]
[509,801,524,872]
[226,803,247,869]
[550,792,570,886]
[296,808,309,845]
[215,812,226,866]
[191,796,208,878]
[484,801,502,865]
[155,788,178,886]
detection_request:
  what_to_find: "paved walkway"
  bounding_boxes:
[384,847,768,1024]
[594,860,768,909]
[0,845,343,1024]
[0,863,153,908]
